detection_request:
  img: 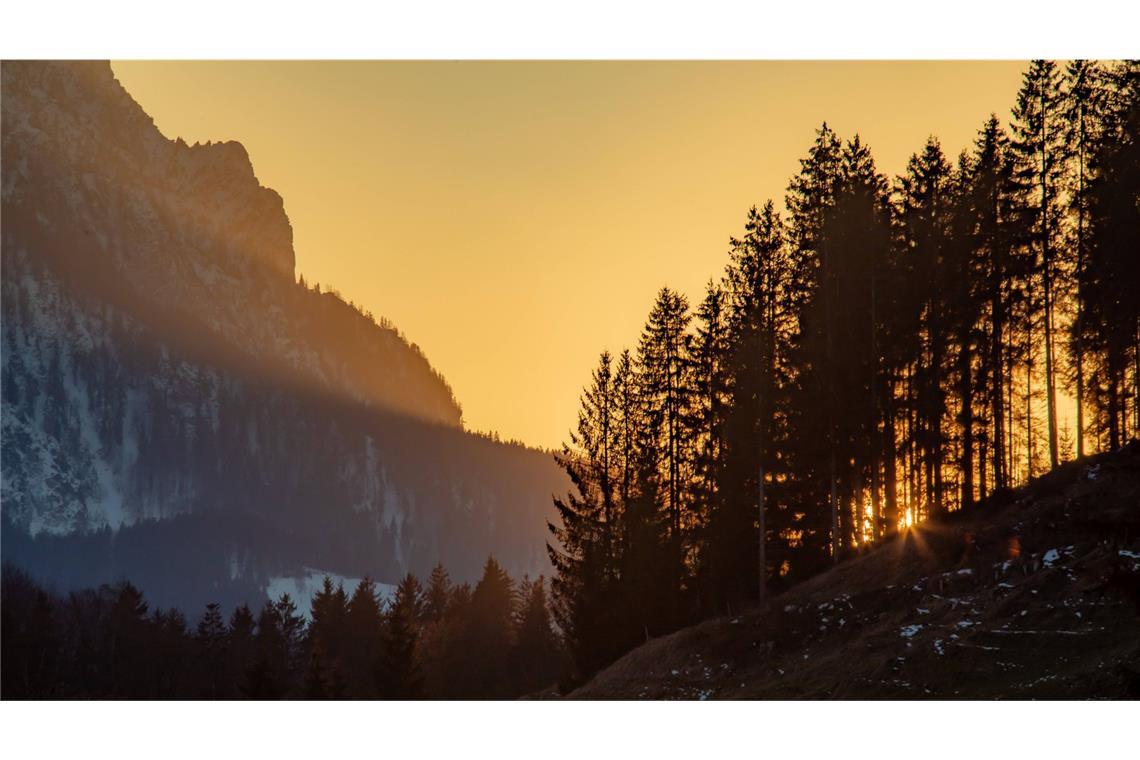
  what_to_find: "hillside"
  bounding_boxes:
[1,60,461,427]
[0,60,567,612]
[567,444,1140,699]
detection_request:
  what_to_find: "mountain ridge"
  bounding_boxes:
[2,59,462,427]
[1,60,566,611]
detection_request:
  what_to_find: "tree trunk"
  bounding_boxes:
[758,464,766,604]
[959,343,974,509]
[1041,121,1059,470]
[884,373,898,533]
[1025,276,1034,481]
[991,287,1006,489]
[870,273,882,537]
[830,452,839,563]
[1075,129,1086,459]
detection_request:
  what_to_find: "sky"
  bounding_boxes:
[113,61,1032,450]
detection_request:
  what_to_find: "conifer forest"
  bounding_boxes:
[2,58,1138,701]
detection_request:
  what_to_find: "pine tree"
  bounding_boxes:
[612,349,640,510]
[829,135,893,540]
[548,351,635,677]
[302,641,334,699]
[1079,60,1140,448]
[713,199,801,606]
[1011,59,1068,471]
[511,576,562,693]
[106,582,150,697]
[1062,60,1106,459]
[345,578,385,698]
[689,281,731,592]
[244,601,288,699]
[422,562,451,624]
[419,579,472,699]
[613,345,672,645]
[195,602,228,698]
[637,286,694,618]
[379,572,424,699]
[785,123,844,563]
[463,556,516,698]
[309,575,349,665]
[275,593,305,680]
[967,114,1033,493]
[897,137,955,520]
[227,603,255,696]
[946,149,985,509]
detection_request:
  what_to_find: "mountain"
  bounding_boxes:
[1,60,567,612]
[560,444,1140,699]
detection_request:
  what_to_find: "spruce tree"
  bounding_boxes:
[714,200,801,605]
[379,573,424,699]
[422,562,452,624]
[1079,60,1140,448]
[302,641,334,699]
[785,123,844,563]
[689,280,731,596]
[245,601,288,699]
[464,556,516,698]
[309,575,348,666]
[1011,59,1068,471]
[966,115,1026,493]
[548,351,632,677]
[195,602,227,698]
[1062,60,1105,459]
[636,286,694,618]
[511,576,562,693]
[275,593,305,685]
[345,578,385,698]
[227,603,255,696]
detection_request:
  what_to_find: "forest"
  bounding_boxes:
[2,59,1137,701]
[0,558,563,699]
[548,60,1139,680]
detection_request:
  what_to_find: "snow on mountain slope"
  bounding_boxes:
[265,570,396,621]
[0,61,567,612]
[2,60,461,428]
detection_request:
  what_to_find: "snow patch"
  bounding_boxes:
[265,569,395,620]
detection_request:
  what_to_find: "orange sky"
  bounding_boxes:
[113,61,1039,450]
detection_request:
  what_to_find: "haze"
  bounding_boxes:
[112,61,1028,449]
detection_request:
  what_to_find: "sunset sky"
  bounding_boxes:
[113,61,1034,449]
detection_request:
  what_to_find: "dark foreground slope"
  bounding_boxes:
[569,444,1140,699]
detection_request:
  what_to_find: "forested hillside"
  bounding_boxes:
[0,60,567,612]
[549,60,1139,682]
[566,444,1140,699]
[1,557,565,699]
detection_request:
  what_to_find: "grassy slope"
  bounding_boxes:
[568,444,1140,699]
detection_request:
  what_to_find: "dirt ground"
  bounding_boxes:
[567,445,1140,700]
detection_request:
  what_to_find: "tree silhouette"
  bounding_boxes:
[379,573,424,698]
[547,60,1140,678]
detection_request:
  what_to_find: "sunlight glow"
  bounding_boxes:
[111,61,1030,449]
[899,506,916,533]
